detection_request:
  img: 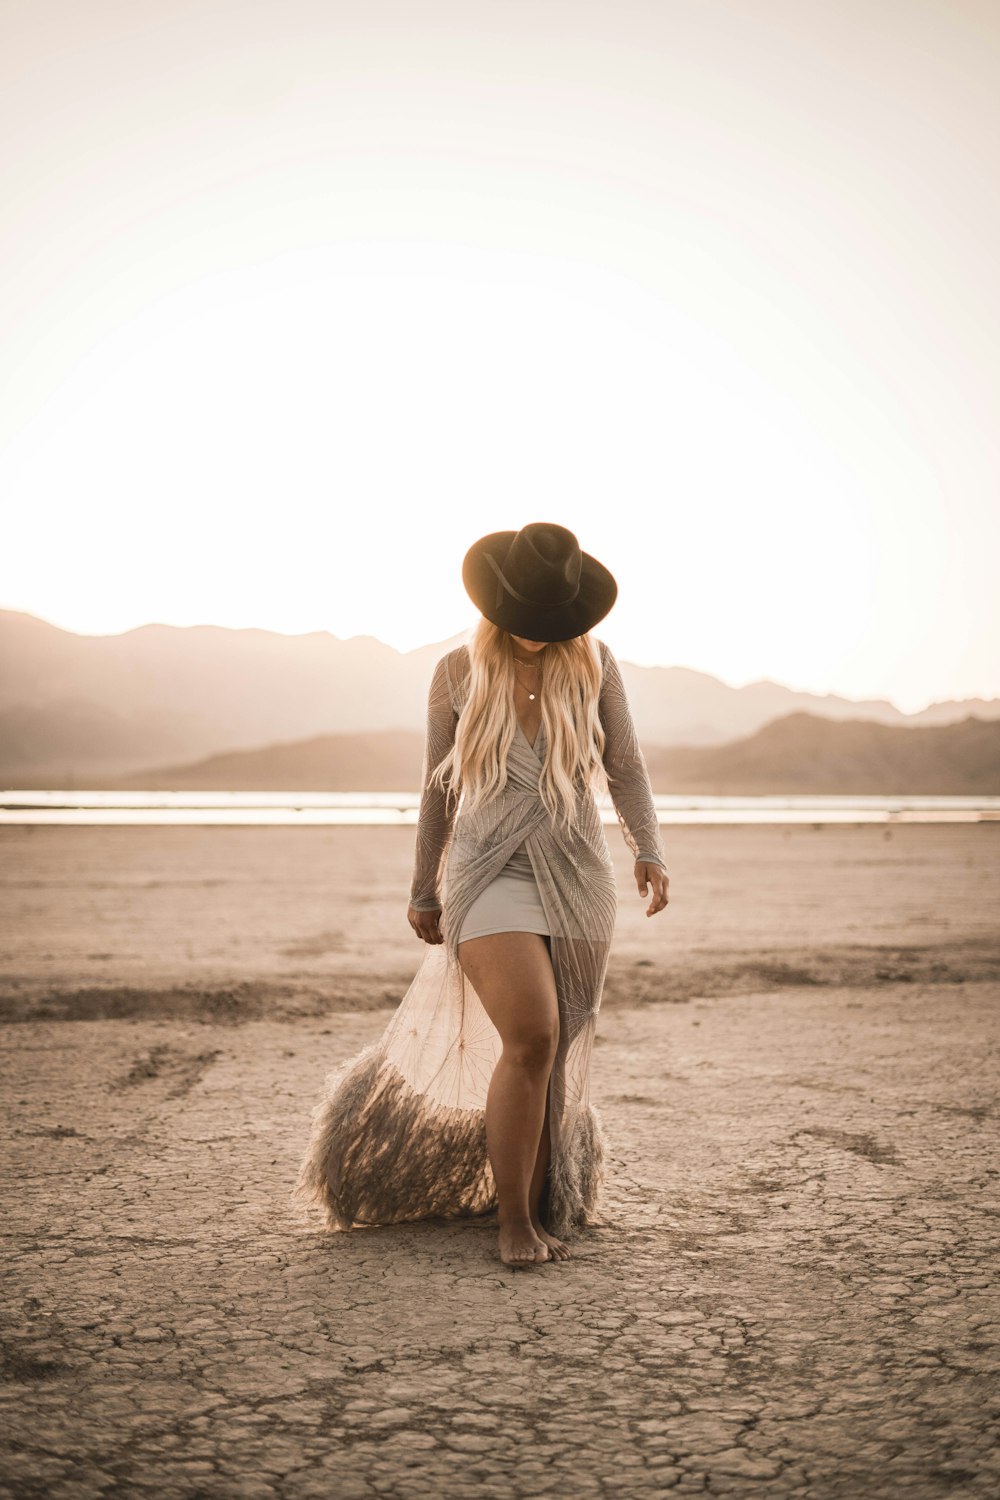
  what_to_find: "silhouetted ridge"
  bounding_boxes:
[2,610,997,785]
[71,711,1000,795]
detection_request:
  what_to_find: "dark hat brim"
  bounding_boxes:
[462,530,618,643]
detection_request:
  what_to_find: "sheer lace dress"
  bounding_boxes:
[296,638,668,1237]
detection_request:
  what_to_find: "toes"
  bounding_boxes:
[533,1231,571,1261]
[500,1231,557,1266]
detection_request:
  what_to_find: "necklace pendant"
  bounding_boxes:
[528,692,536,700]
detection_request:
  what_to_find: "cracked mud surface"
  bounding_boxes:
[2,823,999,1497]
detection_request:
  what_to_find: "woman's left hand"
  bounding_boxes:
[635,861,670,917]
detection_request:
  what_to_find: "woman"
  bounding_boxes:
[297,522,670,1267]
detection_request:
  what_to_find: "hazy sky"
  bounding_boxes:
[1,0,997,712]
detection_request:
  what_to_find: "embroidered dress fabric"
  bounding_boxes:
[297,638,668,1237]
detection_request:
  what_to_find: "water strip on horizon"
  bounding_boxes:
[1,790,998,826]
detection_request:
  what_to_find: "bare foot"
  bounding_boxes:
[498,1221,550,1267]
[532,1223,571,1261]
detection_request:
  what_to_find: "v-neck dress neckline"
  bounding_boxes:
[515,717,543,756]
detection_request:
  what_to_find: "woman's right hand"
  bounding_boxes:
[407,905,444,944]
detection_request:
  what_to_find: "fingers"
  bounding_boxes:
[408,908,444,944]
[651,874,670,916]
[637,865,670,917]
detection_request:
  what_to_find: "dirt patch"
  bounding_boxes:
[3,941,999,1024]
[279,930,347,959]
[110,1044,222,1098]
[0,974,414,1025]
[602,937,1000,1006]
[794,1126,902,1166]
[1,1349,66,1384]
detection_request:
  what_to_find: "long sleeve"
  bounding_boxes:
[409,654,460,910]
[597,640,669,871]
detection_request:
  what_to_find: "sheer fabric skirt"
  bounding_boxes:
[296,796,618,1238]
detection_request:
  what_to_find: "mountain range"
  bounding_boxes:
[91,713,1000,796]
[2,609,998,786]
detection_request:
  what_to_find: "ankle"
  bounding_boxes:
[497,1211,534,1230]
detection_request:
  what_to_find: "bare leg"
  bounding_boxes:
[457,931,560,1266]
[526,938,570,1260]
[527,1087,571,1261]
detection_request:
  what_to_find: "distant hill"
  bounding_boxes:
[3,609,998,783]
[107,730,427,793]
[644,712,1000,795]
[74,711,1000,796]
[0,608,454,780]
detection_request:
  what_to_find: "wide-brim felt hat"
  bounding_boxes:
[462,522,618,643]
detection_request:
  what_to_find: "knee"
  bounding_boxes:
[505,1019,559,1073]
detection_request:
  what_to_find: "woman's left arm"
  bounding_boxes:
[597,640,671,917]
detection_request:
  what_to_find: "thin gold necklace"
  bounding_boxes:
[512,656,541,700]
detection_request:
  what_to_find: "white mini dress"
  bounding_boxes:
[457,841,551,942]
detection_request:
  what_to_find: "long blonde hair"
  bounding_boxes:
[431,617,606,834]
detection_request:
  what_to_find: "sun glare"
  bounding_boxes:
[1,238,932,696]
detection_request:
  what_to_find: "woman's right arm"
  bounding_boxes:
[407,654,459,941]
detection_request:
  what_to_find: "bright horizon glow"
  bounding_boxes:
[1,1,998,716]
[6,596,992,719]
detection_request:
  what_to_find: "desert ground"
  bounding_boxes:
[2,821,999,1498]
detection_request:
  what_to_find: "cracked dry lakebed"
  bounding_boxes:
[1,822,999,1499]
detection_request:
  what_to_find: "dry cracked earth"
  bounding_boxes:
[2,982,999,1499]
[2,823,999,1497]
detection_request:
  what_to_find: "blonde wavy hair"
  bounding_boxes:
[430,617,607,834]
